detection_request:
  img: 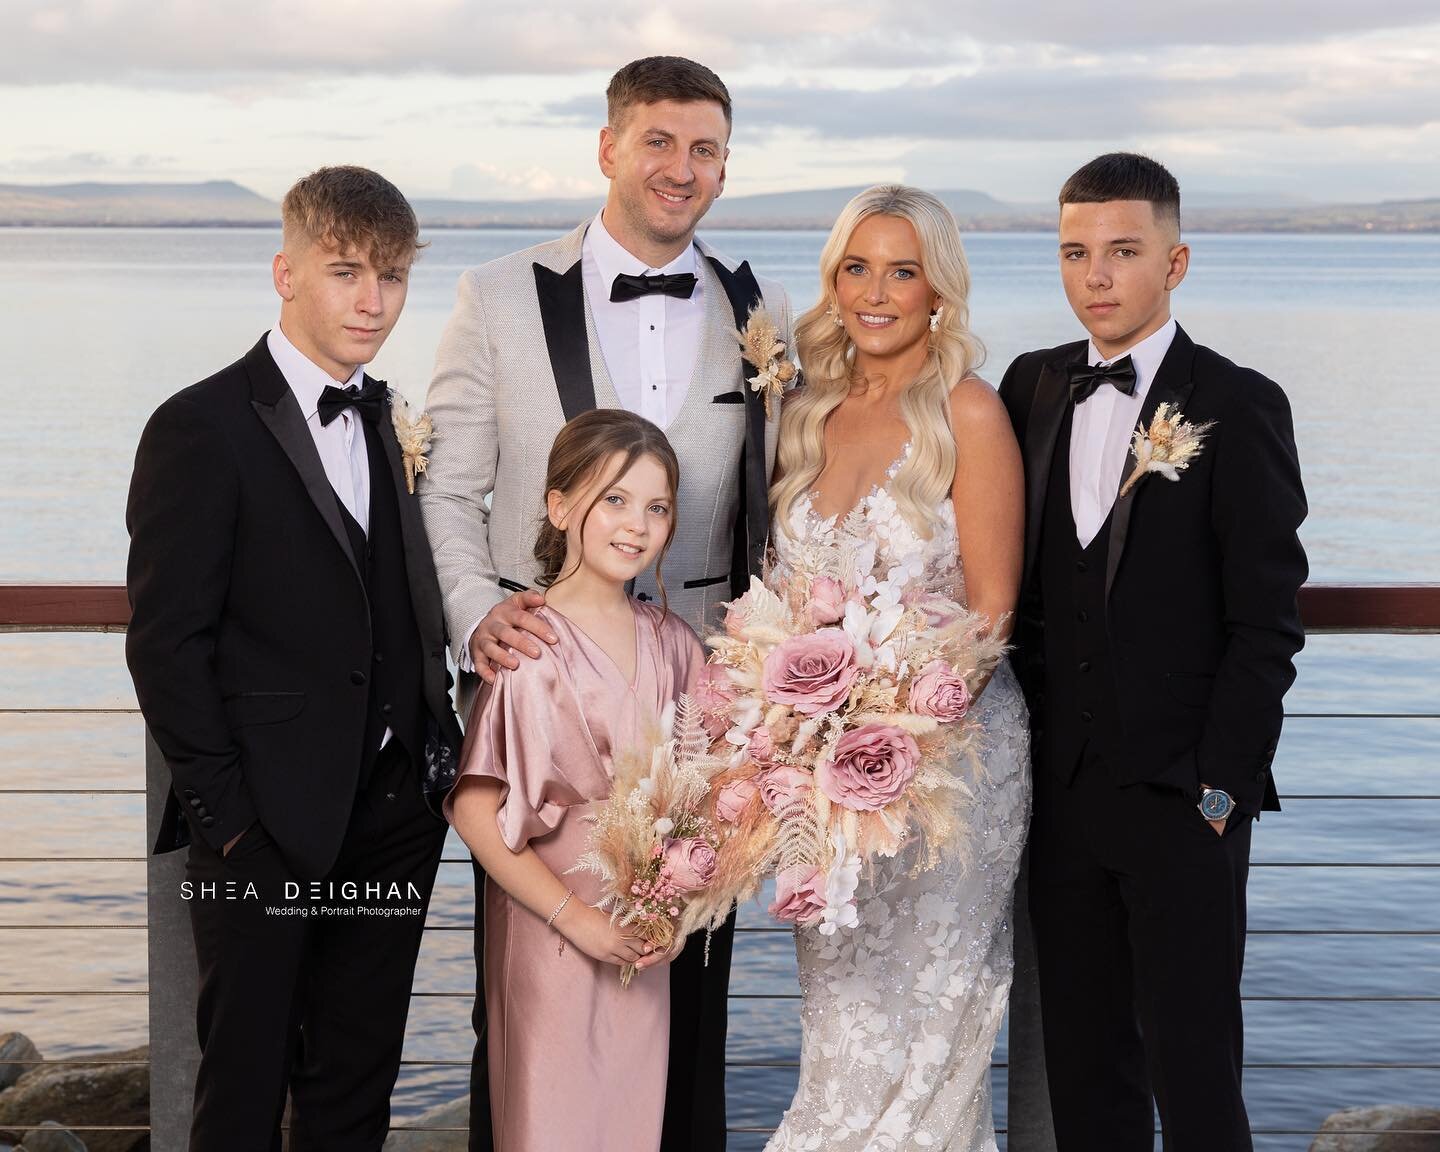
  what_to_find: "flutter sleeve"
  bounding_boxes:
[442,650,607,851]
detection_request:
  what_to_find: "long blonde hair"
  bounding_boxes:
[772,185,985,539]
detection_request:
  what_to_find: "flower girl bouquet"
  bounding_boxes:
[571,697,735,984]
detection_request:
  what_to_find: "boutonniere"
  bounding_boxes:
[736,304,798,420]
[387,388,435,495]
[1119,402,1216,498]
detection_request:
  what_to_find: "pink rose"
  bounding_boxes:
[809,576,847,626]
[714,776,759,824]
[759,764,812,816]
[747,725,778,766]
[816,723,920,811]
[908,660,972,723]
[762,629,858,716]
[694,665,736,740]
[662,837,718,892]
[768,864,825,926]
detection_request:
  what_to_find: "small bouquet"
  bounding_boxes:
[571,697,735,984]
[699,521,1007,934]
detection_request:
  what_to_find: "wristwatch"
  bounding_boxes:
[1198,786,1234,822]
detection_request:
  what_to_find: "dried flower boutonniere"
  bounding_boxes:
[1119,402,1216,498]
[388,389,435,494]
[736,305,798,420]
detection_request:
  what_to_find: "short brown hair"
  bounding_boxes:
[534,409,680,612]
[606,56,732,133]
[1060,152,1181,233]
[281,165,424,270]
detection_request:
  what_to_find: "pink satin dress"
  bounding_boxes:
[445,600,704,1152]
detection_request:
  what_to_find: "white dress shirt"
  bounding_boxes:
[580,209,703,428]
[267,324,371,534]
[1069,317,1177,546]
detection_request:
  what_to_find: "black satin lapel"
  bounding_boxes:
[533,260,596,422]
[375,398,447,650]
[1021,357,1076,588]
[250,392,361,582]
[1104,328,1199,599]
[706,255,770,578]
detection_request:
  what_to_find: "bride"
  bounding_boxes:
[764,185,1030,1151]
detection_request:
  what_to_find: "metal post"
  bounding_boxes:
[1007,847,1057,1151]
[145,729,199,1152]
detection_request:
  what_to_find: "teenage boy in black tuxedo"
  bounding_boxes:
[126,166,462,1152]
[999,153,1308,1152]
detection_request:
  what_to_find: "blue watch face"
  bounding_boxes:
[1200,790,1233,820]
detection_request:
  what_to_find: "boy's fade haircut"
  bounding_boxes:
[605,56,732,134]
[281,165,425,270]
[1059,152,1182,235]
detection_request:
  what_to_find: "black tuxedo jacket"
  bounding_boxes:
[999,325,1308,815]
[126,335,463,879]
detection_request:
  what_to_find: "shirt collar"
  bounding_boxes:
[267,324,365,420]
[585,208,697,287]
[1087,316,1177,401]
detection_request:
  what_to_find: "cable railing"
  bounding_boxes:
[2,581,1438,1149]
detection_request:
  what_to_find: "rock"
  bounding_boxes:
[18,1121,89,1151]
[0,1047,146,1152]
[1310,1105,1440,1151]
[382,1093,469,1151]
[0,1035,42,1092]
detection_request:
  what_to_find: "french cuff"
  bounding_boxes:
[457,614,487,673]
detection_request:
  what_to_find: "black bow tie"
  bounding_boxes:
[610,271,698,303]
[1067,356,1138,404]
[317,378,387,427]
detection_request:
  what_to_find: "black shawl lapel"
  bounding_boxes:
[244,336,362,584]
[704,255,769,584]
[1021,346,1085,589]
[533,260,597,422]
[1103,324,1199,599]
[372,383,445,647]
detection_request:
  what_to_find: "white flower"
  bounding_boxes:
[653,817,675,836]
[818,831,862,936]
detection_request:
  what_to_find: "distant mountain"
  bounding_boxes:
[0,180,1435,233]
[0,180,275,225]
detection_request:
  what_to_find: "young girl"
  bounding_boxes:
[445,409,705,1152]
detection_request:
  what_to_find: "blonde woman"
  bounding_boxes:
[765,186,1029,1151]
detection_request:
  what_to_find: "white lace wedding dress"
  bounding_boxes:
[764,448,1032,1152]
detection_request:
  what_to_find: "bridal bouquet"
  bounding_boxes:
[571,697,736,984]
[699,528,1007,935]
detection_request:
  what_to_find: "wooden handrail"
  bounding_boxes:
[2,582,1439,634]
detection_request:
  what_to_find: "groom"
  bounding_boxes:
[1000,153,1307,1151]
[420,55,791,1151]
[126,166,461,1150]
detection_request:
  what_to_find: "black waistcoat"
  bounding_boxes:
[1038,404,1124,783]
[333,421,425,787]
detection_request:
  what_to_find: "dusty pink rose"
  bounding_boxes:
[809,576,847,626]
[747,724,778,766]
[714,776,759,824]
[762,629,858,716]
[662,837,718,891]
[694,664,736,740]
[908,660,972,722]
[768,864,826,926]
[759,764,812,816]
[816,723,920,811]
[723,597,750,637]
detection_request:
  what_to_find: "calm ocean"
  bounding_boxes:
[1,228,1437,1149]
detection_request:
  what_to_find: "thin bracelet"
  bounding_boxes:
[547,890,574,957]
[547,889,573,927]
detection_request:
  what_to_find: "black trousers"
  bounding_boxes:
[1028,748,1254,1152]
[184,742,446,1152]
[464,876,736,1151]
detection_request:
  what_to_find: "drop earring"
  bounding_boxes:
[929,304,944,333]
[826,306,845,328]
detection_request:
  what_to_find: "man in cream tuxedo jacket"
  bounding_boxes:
[420,56,790,1152]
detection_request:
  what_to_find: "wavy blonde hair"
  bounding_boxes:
[772,185,985,540]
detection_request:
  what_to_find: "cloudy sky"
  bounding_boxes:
[2,0,1437,204]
